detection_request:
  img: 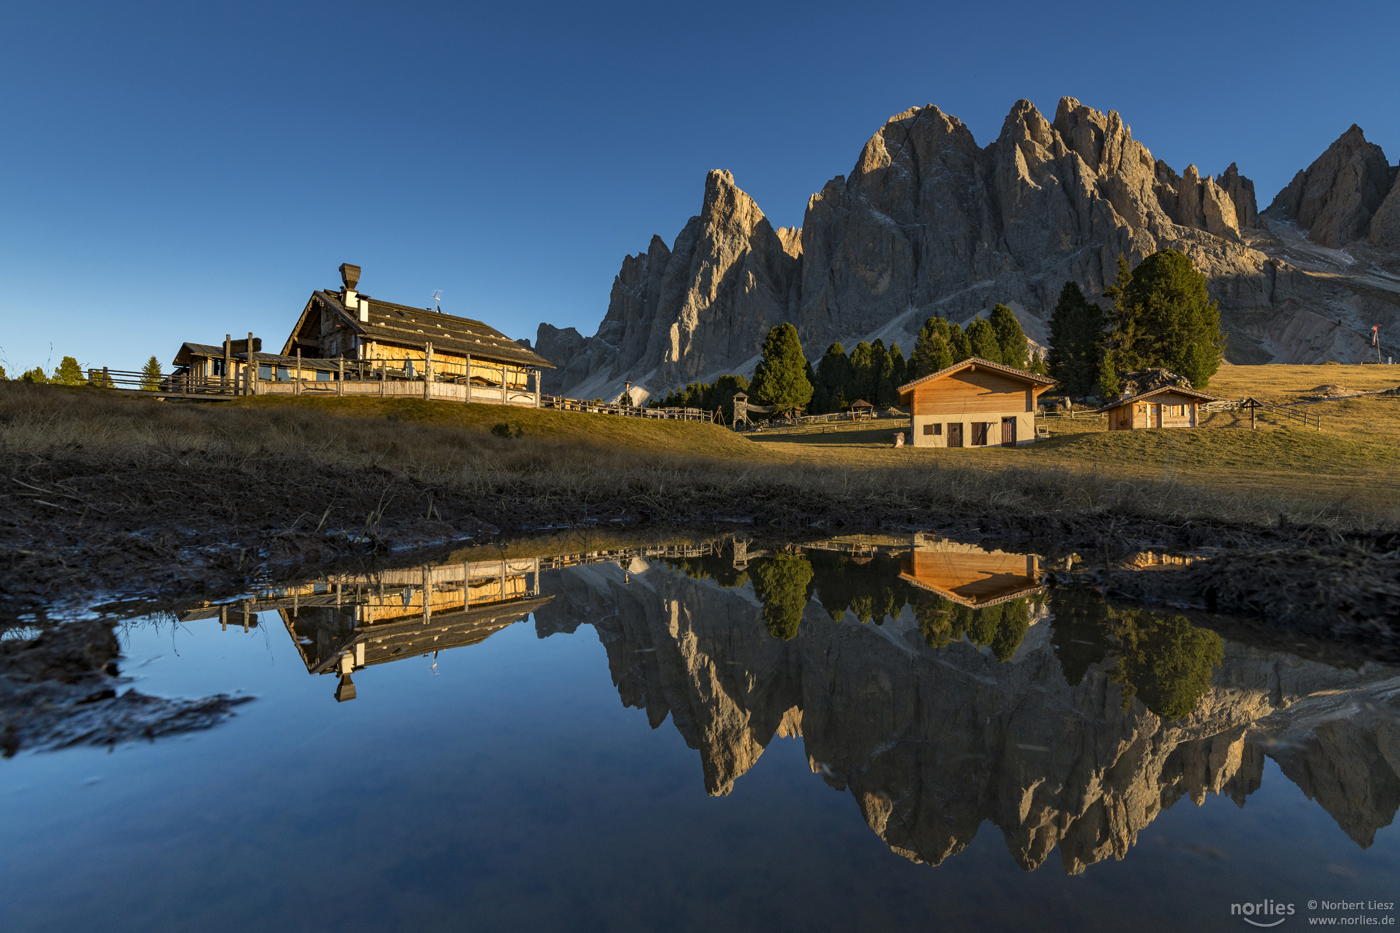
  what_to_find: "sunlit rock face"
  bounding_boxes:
[534,559,1399,873]
[538,99,1400,399]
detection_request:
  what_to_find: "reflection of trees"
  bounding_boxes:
[662,553,750,589]
[750,553,815,640]
[809,552,907,624]
[1111,610,1224,720]
[1047,588,1223,720]
[913,595,1033,661]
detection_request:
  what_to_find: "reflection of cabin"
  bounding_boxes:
[848,399,874,421]
[897,358,1056,448]
[1098,386,1216,430]
[183,558,552,701]
[898,534,1043,608]
[282,263,553,405]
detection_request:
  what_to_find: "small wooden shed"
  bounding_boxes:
[848,399,874,421]
[896,357,1057,448]
[1099,386,1216,430]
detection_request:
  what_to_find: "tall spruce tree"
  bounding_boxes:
[888,342,907,388]
[848,341,875,403]
[1097,348,1121,399]
[750,323,812,414]
[140,355,163,391]
[966,318,1003,363]
[948,321,972,362]
[815,342,850,414]
[988,304,1029,369]
[911,318,950,378]
[1047,281,1107,398]
[1112,250,1223,387]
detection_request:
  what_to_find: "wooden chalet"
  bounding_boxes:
[1097,385,1216,430]
[182,558,551,702]
[280,263,553,405]
[898,534,1043,609]
[897,357,1057,448]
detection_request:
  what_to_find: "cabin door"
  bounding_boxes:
[947,423,963,448]
[1154,404,1162,428]
[1001,417,1016,446]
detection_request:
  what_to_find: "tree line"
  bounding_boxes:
[652,303,1044,418]
[1048,250,1223,396]
[2,355,166,389]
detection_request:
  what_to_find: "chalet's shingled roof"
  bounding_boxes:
[1096,385,1218,412]
[897,357,1057,395]
[285,290,552,369]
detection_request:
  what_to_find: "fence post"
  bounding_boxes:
[295,348,302,396]
[338,357,344,396]
[424,342,433,400]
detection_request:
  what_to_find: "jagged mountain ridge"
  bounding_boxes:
[536,97,1400,402]
[532,558,1400,873]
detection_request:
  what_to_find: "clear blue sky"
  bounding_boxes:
[3,0,1397,375]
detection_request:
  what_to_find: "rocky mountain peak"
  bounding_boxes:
[536,97,1400,400]
[1264,123,1392,247]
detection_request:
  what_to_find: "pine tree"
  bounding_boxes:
[947,321,972,362]
[1047,281,1107,398]
[888,342,907,388]
[967,318,1003,363]
[19,367,48,384]
[911,319,947,378]
[1028,351,1049,376]
[848,341,875,403]
[749,323,813,414]
[0,364,7,381]
[140,355,163,391]
[988,304,1029,369]
[1113,250,1223,387]
[1103,253,1139,366]
[52,356,85,386]
[871,340,896,407]
[1097,348,1121,399]
[815,342,850,415]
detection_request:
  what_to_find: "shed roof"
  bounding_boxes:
[848,399,873,408]
[284,290,553,369]
[1096,385,1218,412]
[897,357,1057,396]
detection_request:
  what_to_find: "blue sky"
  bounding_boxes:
[2,0,1397,374]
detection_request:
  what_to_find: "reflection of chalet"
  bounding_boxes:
[184,558,551,701]
[898,534,1043,608]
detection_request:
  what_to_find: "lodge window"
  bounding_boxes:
[924,423,941,436]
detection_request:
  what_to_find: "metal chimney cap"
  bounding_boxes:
[339,263,361,289]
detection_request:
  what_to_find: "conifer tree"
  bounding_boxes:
[1028,351,1049,376]
[53,356,85,386]
[988,304,1029,369]
[749,323,812,414]
[1047,281,1107,398]
[911,319,947,378]
[1112,250,1223,387]
[848,341,875,403]
[19,367,48,384]
[947,321,972,362]
[815,342,850,414]
[888,342,907,388]
[140,355,163,391]
[1097,348,1121,399]
[966,318,1003,363]
[871,339,896,407]
[0,364,7,381]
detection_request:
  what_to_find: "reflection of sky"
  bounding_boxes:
[1,600,1397,933]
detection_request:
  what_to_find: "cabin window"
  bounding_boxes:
[923,423,941,436]
[315,370,330,381]
[211,359,225,376]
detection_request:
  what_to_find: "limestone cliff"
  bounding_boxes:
[539,99,1400,401]
[534,559,1400,873]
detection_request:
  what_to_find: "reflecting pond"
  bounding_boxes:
[3,535,1398,932]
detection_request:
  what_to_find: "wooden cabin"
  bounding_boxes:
[898,534,1043,608]
[1099,386,1216,430]
[280,263,553,399]
[897,358,1057,448]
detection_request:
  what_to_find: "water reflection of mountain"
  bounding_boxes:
[533,540,1400,874]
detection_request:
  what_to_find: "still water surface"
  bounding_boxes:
[3,535,1398,931]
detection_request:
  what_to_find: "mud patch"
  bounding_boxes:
[0,619,251,756]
